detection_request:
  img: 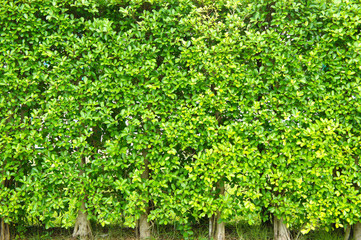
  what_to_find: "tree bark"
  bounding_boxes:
[0,106,27,240]
[210,181,225,240]
[73,157,93,240]
[209,83,226,240]
[138,150,151,240]
[353,157,361,240]
[274,216,291,240]
[214,182,225,240]
[344,225,351,240]
[209,216,214,240]
[354,223,361,240]
[214,217,225,240]
[72,202,93,240]
[139,212,150,239]
[0,218,10,240]
[1,167,10,240]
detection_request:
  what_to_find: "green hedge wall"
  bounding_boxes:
[1,0,361,238]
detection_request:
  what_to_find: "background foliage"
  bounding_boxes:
[1,0,361,237]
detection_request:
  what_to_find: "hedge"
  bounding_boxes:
[1,0,361,239]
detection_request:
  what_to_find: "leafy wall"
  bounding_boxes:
[1,0,361,239]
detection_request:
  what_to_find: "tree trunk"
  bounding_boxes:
[73,156,93,240]
[344,225,351,240]
[138,150,151,240]
[274,216,291,240]
[139,213,150,239]
[209,83,226,240]
[353,158,361,240]
[0,218,10,240]
[354,223,361,240]
[1,175,10,240]
[214,216,225,240]
[0,106,27,240]
[210,181,225,240]
[209,216,214,240]
[214,182,225,240]
[72,202,93,240]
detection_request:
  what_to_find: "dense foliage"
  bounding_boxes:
[1,0,361,238]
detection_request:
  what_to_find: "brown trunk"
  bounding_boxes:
[1,167,11,240]
[72,202,93,240]
[344,225,351,240]
[209,84,226,240]
[0,218,10,240]
[214,181,225,240]
[209,216,214,240]
[214,218,225,240]
[0,106,27,240]
[73,157,93,240]
[354,223,361,240]
[274,216,291,240]
[138,150,151,240]
[210,181,225,240]
[139,213,150,239]
[353,157,361,240]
